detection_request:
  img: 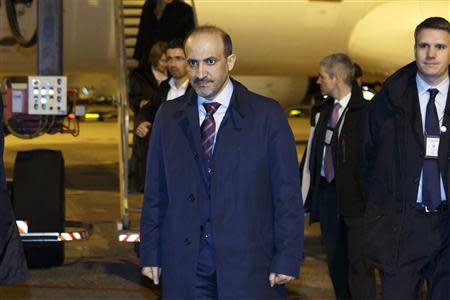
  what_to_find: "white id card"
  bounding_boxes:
[425,135,440,158]
[324,128,334,145]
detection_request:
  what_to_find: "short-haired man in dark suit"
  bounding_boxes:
[139,25,304,299]
[363,17,450,299]
[301,53,375,300]
[136,38,190,139]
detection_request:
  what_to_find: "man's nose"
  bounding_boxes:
[196,63,206,79]
[427,47,437,58]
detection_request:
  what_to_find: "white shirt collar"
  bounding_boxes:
[416,73,449,97]
[168,77,189,90]
[334,92,351,110]
[198,78,234,109]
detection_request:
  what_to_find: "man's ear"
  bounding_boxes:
[227,54,237,71]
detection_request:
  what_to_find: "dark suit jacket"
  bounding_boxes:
[128,65,159,114]
[133,0,195,62]
[139,78,192,123]
[362,62,450,272]
[303,84,367,223]
[139,79,304,299]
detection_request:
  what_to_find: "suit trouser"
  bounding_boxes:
[194,236,218,300]
[342,216,376,300]
[319,178,351,300]
[318,178,376,300]
[130,122,149,192]
[380,206,450,300]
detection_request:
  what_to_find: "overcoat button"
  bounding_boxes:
[184,238,191,246]
[188,193,195,202]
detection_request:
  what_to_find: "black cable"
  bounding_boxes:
[5,0,37,48]
[0,37,17,46]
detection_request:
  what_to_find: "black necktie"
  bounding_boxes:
[422,88,441,210]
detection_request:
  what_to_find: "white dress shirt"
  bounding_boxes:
[320,92,352,177]
[416,74,449,203]
[198,79,233,151]
[166,78,189,101]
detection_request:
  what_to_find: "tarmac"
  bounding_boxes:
[0,119,340,300]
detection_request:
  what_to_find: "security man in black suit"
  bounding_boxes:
[363,17,450,299]
[302,53,375,300]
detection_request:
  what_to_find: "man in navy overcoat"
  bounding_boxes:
[139,25,304,299]
[0,94,27,284]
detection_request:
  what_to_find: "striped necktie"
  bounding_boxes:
[201,102,221,160]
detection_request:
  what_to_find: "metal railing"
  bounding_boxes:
[114,0,131,229]
[115,0,197,233]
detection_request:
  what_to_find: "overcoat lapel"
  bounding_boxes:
[406,77,425,150]
[176,92,209,188]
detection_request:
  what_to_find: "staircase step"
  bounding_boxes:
[124,24,139,29]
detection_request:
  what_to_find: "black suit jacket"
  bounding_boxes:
[303,84,367,222]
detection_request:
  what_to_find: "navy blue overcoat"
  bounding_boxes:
[0,94,28,284]
[140,80,304,299]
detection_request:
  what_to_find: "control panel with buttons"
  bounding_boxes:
[28,76,67,115]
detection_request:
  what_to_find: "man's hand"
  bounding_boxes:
[136,121,152,138]
[269,273,295,287]
[139,99,150,108]
[142,266,161,285]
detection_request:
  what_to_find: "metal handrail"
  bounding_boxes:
[114,0,130,229]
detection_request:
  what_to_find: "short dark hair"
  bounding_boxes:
[148,41,168,67]
[414,17,450,42]
[320,53,355,86]
[185,25,233,57]
[167,38,184,51]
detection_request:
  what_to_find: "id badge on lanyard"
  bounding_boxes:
[324,106,347,146]
[425,133,440,159]
[324,128,334,145]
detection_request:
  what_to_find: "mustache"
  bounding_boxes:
[194,77,213,85]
